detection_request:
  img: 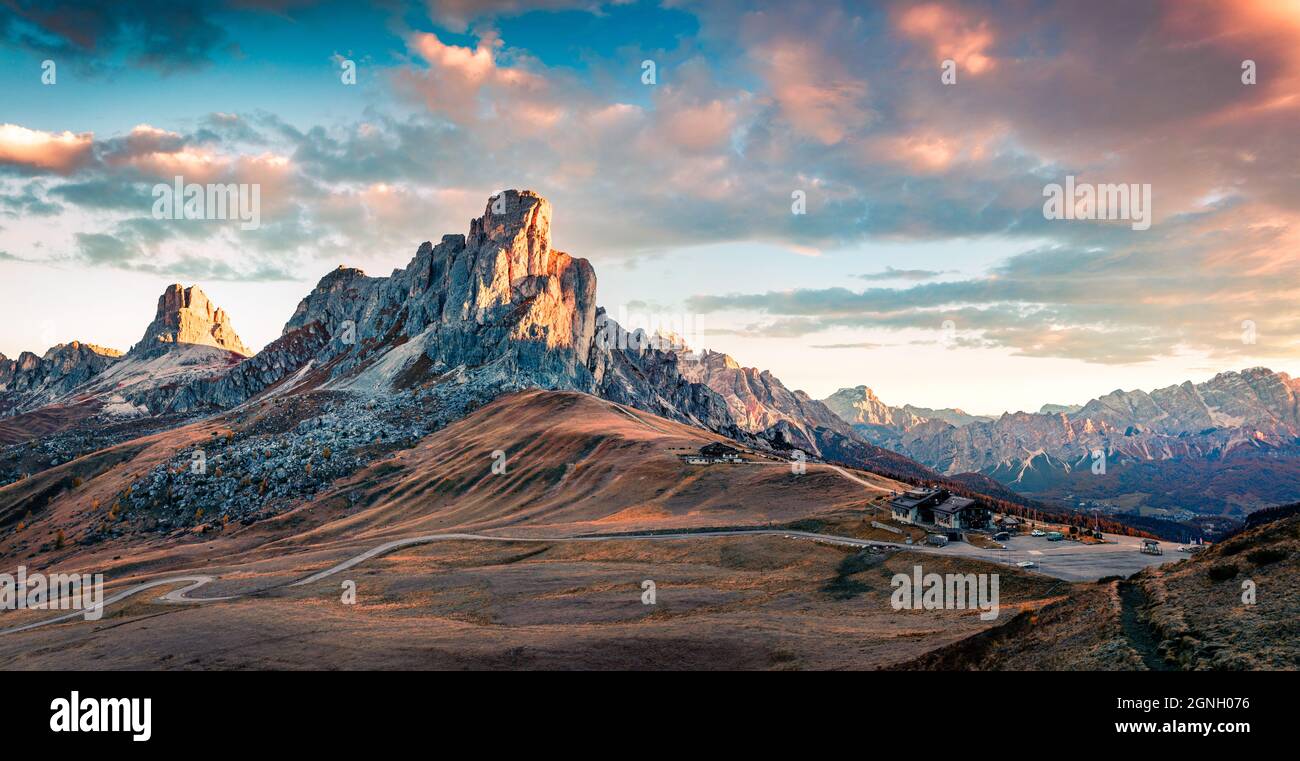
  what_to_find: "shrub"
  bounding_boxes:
[1207,562,1238,581]
[54,529,65,549]
[1246,548,1288,566]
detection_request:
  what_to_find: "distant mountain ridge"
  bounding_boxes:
[822,369,1300,515]
[0,342,123,415]
[820,385,992,452]
[823,385,992,428]
[0,284,252,419]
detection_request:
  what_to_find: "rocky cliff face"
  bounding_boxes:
[131,284,250,357]
[823,385,901,427]
[266,190,741,434]
[0,342,121,393]
[679,349,856,441]
[0,342,123,414]
[283,191,597,392]
[153,322,333,413]
[821,384,993,454]
[666,347,931,475]
[589,312,741,436]
[1077,368,1300,433]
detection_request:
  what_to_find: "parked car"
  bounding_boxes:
[1045,531,1064,541]
[1030,529,1046,537]
[993,531,1010,541]
[925,534,949,547]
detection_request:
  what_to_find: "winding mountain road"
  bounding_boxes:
[0,462,1179,635]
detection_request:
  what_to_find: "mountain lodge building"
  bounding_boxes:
[889,487,990,530]
[682,442,744,465]
[698,443,743,461]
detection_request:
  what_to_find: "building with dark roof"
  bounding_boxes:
[889,487,990,530]
[681,442,744,465]
[698,443,742,461]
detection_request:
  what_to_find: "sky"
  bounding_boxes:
[1,0,1299,415]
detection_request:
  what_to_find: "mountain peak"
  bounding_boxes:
[469,189,551,271]
[697,349,740,370]
[823,384,893,426]
[833,384,882,402]
[131,284,250,357]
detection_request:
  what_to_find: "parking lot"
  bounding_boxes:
[939,532,1188,581]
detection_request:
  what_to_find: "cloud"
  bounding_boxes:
[395,32,555,130]
[0,180,63,216]
[858,266,949,281]
[3,0,1300,366]
[655,95,737,153]
[0,124,95,175]
[0,0,276,72]
[48,178,156,210]
[748,38,871,144]
[894,1,997,74]
[75,231,139,265]
[422,0,605,33]
[811,342,883,350]
[687,201,1300,365]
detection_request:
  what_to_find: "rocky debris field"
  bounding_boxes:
[0,412,204,488]
[86,380,513,542]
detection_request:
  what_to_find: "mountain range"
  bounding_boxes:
[2,190,1294,526]
[818,374,1300,517]
[0,191,944,493]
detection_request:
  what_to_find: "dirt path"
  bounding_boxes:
[1118,580,1170,671]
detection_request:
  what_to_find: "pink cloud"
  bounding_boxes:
[863,126,1005,174]
[656,96,737,153]
[0,124,95,174]
[751,40,870,144]
[895,1,997,75]
[398,32,554,130]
